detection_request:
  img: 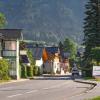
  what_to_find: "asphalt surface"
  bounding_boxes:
[0,76,92,100]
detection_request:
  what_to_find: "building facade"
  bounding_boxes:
[0,29,22,79]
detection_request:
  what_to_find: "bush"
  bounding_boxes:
[91,47,100,65]
[27,66,33,77]
[20,64,27,78]
[0,59,10,80]
[37,67,41,76]
[27,49,36,76]
[33,66,38,76]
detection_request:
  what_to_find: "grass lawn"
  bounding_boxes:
[84,77,95,80]
[84,77,100,82]
[0,80,10,83]
[89,96,100,100]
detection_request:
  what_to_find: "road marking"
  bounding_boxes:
[8,94,22,98]
[43,88,49,90]
[7,90,38,98]
[26,90,38,94]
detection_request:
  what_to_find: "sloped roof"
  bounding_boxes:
[32,47,44,60]
[45,47,58,54]
[0,29,22,40]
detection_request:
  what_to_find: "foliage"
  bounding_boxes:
[83,0,100,76]
[59,41,64,50]
[20,63,27,78]
[63,38,77,60]
[27,66,33,77]
[0,59,10,80]
[89,96,100,100]
[27,49,35,67]
[0,12,6,28]
[91,47,100,65]
[27,49,38,76]
[20,41,27,50]
[37,67,41,76]
[33,66,38,76]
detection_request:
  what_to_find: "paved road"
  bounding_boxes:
[0,77,91,100]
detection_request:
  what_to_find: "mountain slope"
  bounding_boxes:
[0,0,87,43]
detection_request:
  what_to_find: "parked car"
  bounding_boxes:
[72,63,79,76]
[71,65,79,77]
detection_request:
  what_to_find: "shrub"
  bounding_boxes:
[33,66,38,76]
[27,66,33,77]
[20,64,27,78]
[27,49,35,76]
[0,59,10,80]
[37,67,41,76]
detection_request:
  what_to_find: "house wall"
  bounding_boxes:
[2,40,20,79]
[53,53,60,74]
[36,58,43,74]
[43,61,53,73]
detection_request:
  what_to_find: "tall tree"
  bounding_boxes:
[63,38,77,60]
[83,0,100,76]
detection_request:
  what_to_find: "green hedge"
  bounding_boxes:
[0,59,10,80]
[33,66,38,76]
[20,64,27,78]
[27,66,33,77]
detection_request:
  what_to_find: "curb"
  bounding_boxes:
[74,79,97,90]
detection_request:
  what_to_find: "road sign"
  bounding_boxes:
[93,66,100,76]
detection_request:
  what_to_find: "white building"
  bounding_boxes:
[0,29,22,79]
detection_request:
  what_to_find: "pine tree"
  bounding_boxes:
[83,0,100,76]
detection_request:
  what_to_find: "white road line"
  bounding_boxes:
[26,90,38,94]
[43,88,49,90]
[8,93,22,98]
[7,90,38,98]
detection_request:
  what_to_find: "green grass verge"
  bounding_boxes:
[84,77,95,80]
[0,80,10,83]
[89,96,100,100]
[84,77,100,82]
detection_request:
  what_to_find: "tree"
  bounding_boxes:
[63,38,77,60]
[91,47,100,65]
[83,0,100,76]
[0,13,6,28]
[0,59,10,80]
[20,41,27,50]
[59,41,64,56]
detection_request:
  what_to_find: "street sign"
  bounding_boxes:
[93,66,100,76]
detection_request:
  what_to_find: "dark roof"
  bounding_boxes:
[32,47,44,60]
[46,47,58,54]
[63,52,70,58]
[20,55,29,63]
[0,29,22,40]
[26,44,33,48]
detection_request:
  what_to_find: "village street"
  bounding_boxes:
[0,76,93,100]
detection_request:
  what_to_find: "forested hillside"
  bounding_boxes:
[0,0,86,43]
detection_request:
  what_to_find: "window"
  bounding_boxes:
[4,41,16,50]
[9,60,16,76]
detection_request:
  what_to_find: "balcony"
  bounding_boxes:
[3,50,16,57]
